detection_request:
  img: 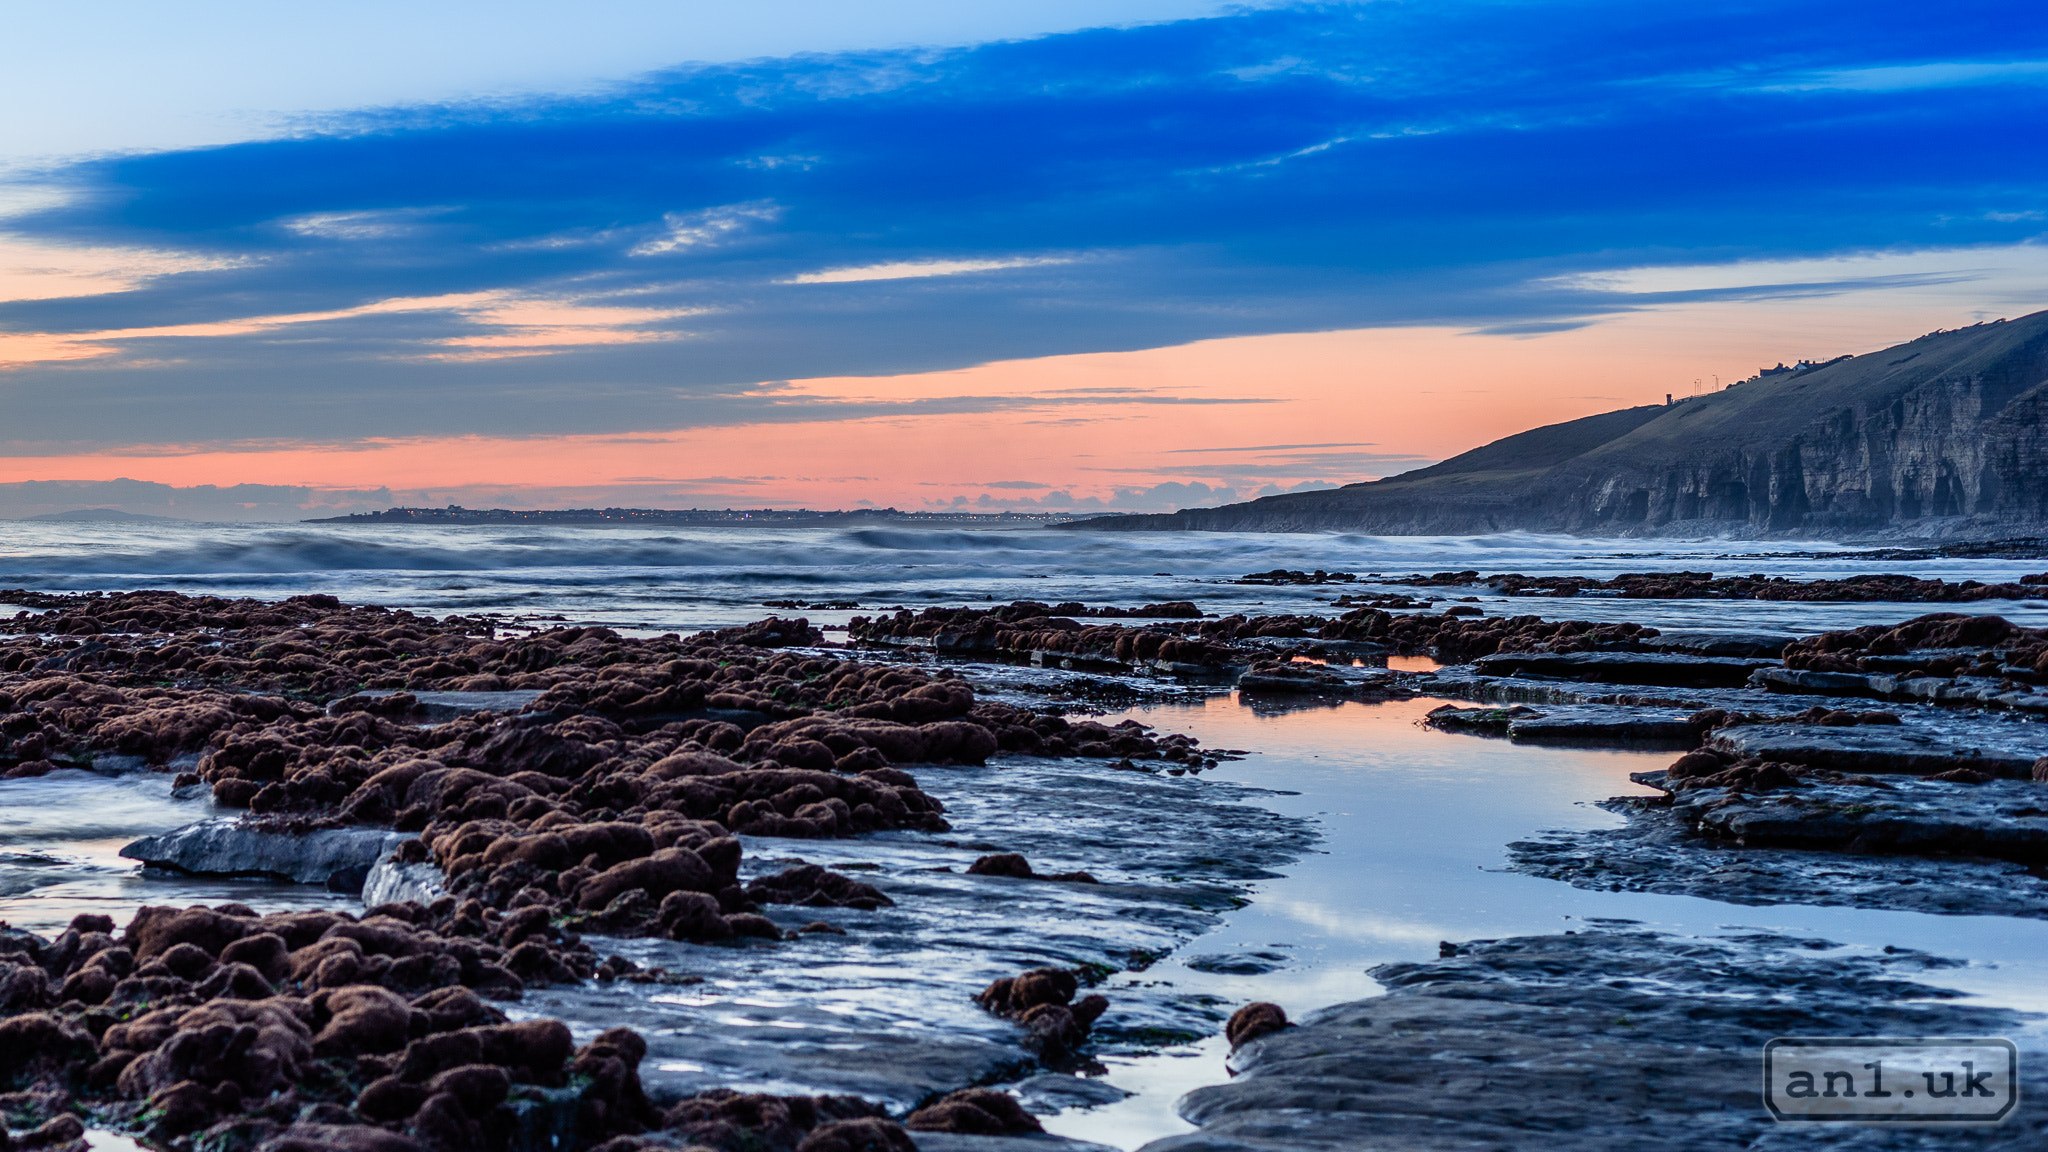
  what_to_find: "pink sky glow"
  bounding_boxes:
[3,239,2042,514]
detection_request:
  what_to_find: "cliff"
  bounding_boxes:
[1085,310,2048,538]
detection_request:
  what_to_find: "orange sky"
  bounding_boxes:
[1,244,2041,512]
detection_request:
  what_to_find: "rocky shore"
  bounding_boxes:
[9,583,2048,1151]
[1145,929,2048,1151]
[0,590,1252,1152]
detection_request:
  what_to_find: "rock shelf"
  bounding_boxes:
[1385,569,2048,602]
[1509,798,2048,918]
[1147,929,2048,1151]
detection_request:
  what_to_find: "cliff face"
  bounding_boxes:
[1087,311,2048,538]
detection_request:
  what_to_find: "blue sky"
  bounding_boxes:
[0,0,2044,513]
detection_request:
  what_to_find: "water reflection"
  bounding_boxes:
[1044,693,2048,1148]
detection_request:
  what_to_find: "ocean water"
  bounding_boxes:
[6,521,2048,1148]
[4,520,2046,635]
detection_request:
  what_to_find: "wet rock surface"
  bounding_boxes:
[1706,721,2046,777]
[847,603,1666,673]
[1501,712,2048,917]
[1146,929,2048,1152]
[0,899,668,1152]
[1472,650,1773,688]
[513,756,1312,1109]
[1388,569,2048,603]
[0,591,1307,1150]
[1640,630,1795,658]
[121,822,411,891]
[0,757,1296,1150]
[1650,769,2048,861]
[1424,703,1699,744]
[1508,795,2048,917]
[17,584,2048,1150]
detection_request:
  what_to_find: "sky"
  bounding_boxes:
[1,0,2045,519]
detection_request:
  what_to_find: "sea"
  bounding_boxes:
[5,520,2047,1148]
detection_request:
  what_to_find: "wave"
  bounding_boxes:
[0,522,2023,630]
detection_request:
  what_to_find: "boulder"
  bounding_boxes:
[122,819,410,892]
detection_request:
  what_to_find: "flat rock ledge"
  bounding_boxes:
[1708,723,2048,777]
[1508,797,2048,918]
[1142,929,2048,1152]
[1658,771,2048,860]
[1507,767,2048,918]
[1473,650,1775,688]
[1426,703,1699,745]
[121,817,411,891]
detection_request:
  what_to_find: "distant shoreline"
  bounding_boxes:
[302,504,1109,527]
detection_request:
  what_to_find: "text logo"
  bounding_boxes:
[1764,1038,2018,1122]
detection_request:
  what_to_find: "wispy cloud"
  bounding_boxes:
[780,256,1074,284]
[629,202,782,256]
[0,289,705,368]
[0,0,2043,449]
[1751,60,2048,93]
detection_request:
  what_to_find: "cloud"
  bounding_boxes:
[628,202,782,256]
[945,478,1273,512]
[1,0,2045,448]
[0,478,391,522]
[780,256,1076,284]
[1089,447,1437,480]
[283,207,456,241]
[1752,60,2048,93]
[1167,441,1375,454]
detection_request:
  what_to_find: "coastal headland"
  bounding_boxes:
[1083,311,2048,540]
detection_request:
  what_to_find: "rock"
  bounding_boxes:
[1425,704,1698,745]
[312,985,413,1057]
[123,905,251,960]
[961,854,1097,884]
[796,1118,917,1152]
[966,853,1035,879]
[662,1089,890,1151]
[1233,662,1354,694]
[257,1123,428,1152]
[1472,650,1773,688]
[1752,667,1892,697]
[1184,952,1287,975]
[121,819,410,891]
[655,891,733,943]
[0,1013,95,1089]
[904,1089,1042,1135]
[1145,929,2048,1152]
[574,848,717,911]
[1641,630,1793,658]
[1706,723,2045,777]
[361,858,447,908]
[1010,1073,1131,1114]
[744,864,893,910]
[334,689,545,723]
[1508,796,2048,918]
[1223,1003,1287,1049]
[972,968,1108,1064]
[1651,771,2048,862]
[10,1115,83,1151]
